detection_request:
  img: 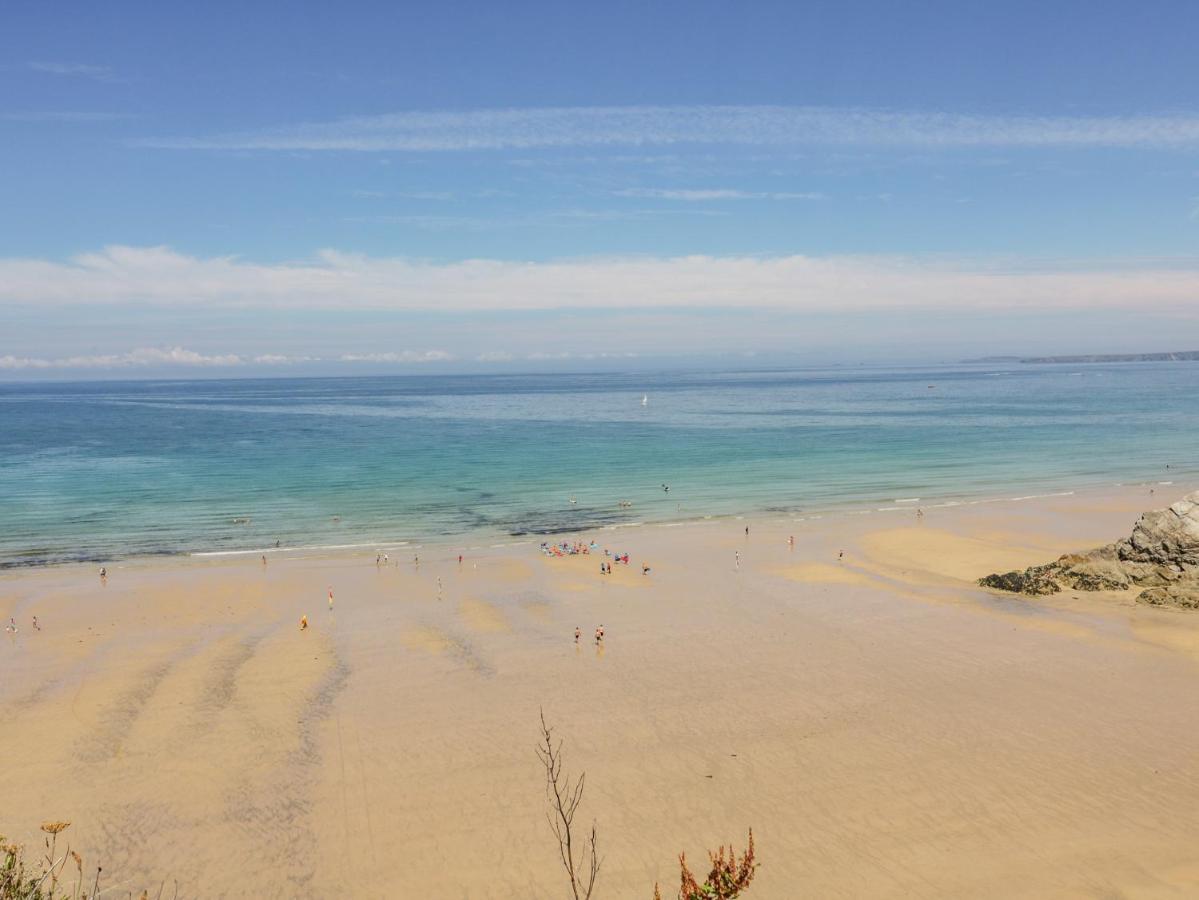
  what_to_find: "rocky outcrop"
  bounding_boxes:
[978,492,1199,609]
[1117,493,1199,567]
[978,565,1061,595]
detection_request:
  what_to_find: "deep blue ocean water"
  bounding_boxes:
[0,363,1195,567]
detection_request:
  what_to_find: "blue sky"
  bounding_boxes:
[2,0,1198,375]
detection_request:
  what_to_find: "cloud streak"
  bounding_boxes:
[29,61,120,82]
[136,105,1199,152]
[1,111,133,123]
[615,188,822,201]
[0,346,454,371]
[0,347,245,370]
[2,245,1199,317]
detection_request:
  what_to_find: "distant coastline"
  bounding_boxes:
[966,350,1199,364]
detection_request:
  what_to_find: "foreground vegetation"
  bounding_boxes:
[2,822,98,900]
[2,822,174,900]
[539,710,759,899]
[7,717,756,899]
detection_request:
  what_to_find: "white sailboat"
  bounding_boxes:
[641,394,648,406]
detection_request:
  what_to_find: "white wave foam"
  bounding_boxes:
[1007,491,1075,501]
[191,540,411,557]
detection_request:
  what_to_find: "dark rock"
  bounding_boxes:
[979,491,1199,608]
[1058,560,1130,591]
[978,567,1061,595]
[1138,585,1199,610]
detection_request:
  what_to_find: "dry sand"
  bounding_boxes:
[3,484,1199,898]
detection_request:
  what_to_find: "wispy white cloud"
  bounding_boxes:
[0,111,132,122]
[521,351,639,361]
[0,346,454,371]
[344,207,727,229]
[338,351,452,363]
[615,187,822,201]
[2,245,1199,317]
[351,188,513,201]
[136,105,1199,152]
[29,61,120,82]
[253,354,309,365]
[0,347,243,370]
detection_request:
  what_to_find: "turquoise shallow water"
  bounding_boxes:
[0,363,1195,567]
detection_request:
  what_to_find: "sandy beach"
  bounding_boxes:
[4,483,1199,898]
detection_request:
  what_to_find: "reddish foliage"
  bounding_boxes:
[655,829,757,900]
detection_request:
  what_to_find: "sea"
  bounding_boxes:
[0,362,1195,568]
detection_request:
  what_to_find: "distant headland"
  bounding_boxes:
[966,350,1199,364]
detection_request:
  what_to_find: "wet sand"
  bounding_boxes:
[3,484,1199,898]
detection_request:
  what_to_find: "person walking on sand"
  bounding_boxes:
[32,616,40,631]
[745,525,749,537]
[6,618,17,634]
[300,615,308,631]
[574,626,581,644]
[838,550,844,561]
[735,550,741,570]
[262,554,267,566]
[788,535,795,549]
[99,567,107,581]
[328,586,334,609]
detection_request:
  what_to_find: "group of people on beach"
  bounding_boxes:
[574,624,604,645]
[540,540,598,557]
[541,538,649,575]
[5,616,41,635]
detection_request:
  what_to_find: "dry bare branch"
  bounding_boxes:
[537,709,602,900]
